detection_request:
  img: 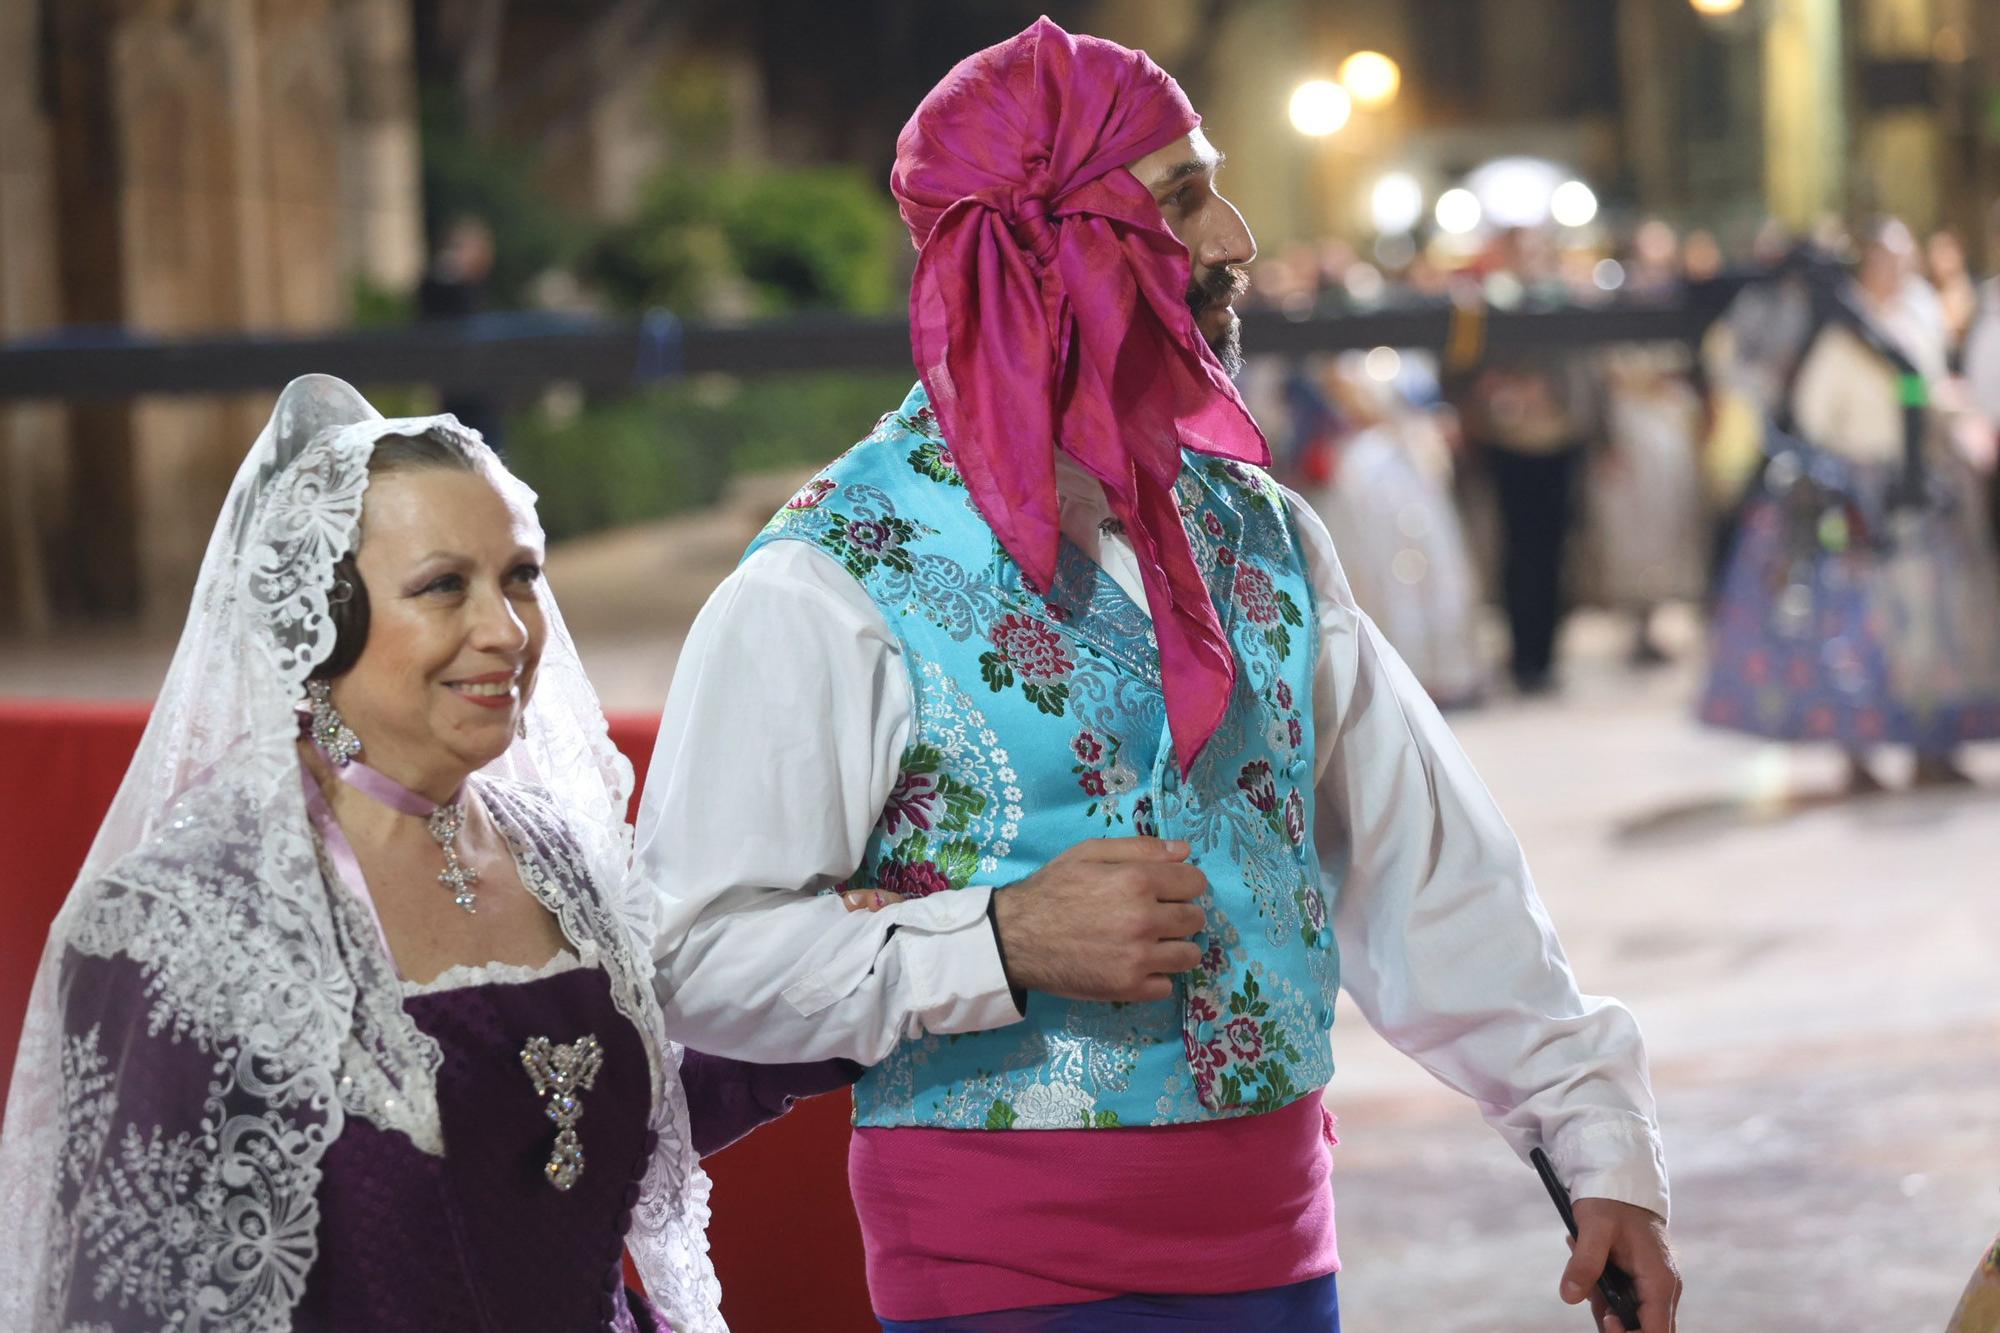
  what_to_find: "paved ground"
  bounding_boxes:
[6,505,1997,1332]
[1323,619,2000,1333]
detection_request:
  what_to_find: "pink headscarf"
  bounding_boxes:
[891,17,1270,776]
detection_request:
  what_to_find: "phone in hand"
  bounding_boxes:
[1529,1146,1644,1330]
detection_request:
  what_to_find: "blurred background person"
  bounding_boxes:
[1700,220,2000,792]
[418,214,507,450]
[1298,350,1486,708]
[1582,339,1707,666]
[1454,226,1602,695]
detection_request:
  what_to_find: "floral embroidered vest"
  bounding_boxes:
[748,384,1339,1129]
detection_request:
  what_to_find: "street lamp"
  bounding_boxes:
[1337,51,1402,110]
[1689,0,1743,14]
[1289,80,1352,137]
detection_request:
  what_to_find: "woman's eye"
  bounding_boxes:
[510,563,544,586]
[1170,186,1193,209]
[422,573,466,595]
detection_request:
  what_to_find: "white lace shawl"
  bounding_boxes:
[0,375,723,1332]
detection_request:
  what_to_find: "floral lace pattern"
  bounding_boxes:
[0,378,722,1333]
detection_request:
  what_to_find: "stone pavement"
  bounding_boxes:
[4,504,1997,1332]
[1322,633,2000,1333]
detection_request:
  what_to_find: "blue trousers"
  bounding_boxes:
[877,1271,1340,1332]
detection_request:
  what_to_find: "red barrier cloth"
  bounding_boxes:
[0,699,876,1333]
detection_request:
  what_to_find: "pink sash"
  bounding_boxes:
[849,1092,1340,1321]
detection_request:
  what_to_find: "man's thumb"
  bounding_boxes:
[1560,1225,1611,1305]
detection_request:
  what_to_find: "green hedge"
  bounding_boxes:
[504,370,914,543]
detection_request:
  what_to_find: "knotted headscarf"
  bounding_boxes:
[891,17,1269,776]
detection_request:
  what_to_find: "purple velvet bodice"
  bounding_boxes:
[296,963,664,1332]
[286,961,858,1331]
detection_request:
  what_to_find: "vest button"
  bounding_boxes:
[1316,926,1332,949]
[1195,1019,1215,1044]
[1317,1003,1335,1029]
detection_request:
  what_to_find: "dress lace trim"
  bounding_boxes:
[400,940,600,998]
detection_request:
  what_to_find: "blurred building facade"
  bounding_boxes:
[0,0,422,634]
[4,0,2000,636]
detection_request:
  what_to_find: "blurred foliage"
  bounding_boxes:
[350,278,415,330]
[413,62,909,541]
[506,371,912,543]
[419,89,590,306]
[586,166,903,317]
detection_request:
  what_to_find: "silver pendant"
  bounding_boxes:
[521,1034,603,1191]
[427,802,480,912]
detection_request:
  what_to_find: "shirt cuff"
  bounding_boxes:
[894,886,1027,1036]
[1552,1114,1672,1223]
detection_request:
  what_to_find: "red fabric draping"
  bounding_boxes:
[0,698,874,1333]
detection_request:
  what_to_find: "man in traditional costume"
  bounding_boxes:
[638,20,1679,1331]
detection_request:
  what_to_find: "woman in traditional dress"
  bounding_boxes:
[0,376,855,1331]
[1301,351,1486,708]
[1699,222,2000,790]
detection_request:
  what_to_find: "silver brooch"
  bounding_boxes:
[521,1034,603,1191]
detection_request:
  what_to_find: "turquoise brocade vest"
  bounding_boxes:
[747,384,1340,1129]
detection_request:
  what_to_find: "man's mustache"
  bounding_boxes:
[1186,264,1250,315]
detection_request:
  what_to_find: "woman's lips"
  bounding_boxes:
[444,672,519,709]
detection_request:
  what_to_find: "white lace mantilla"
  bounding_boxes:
[0,376,725,1333]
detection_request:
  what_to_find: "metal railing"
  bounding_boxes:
[0,282,1745,403]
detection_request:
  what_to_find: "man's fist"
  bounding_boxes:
[991,837,1208,1002]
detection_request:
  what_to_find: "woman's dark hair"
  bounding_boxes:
[308,430,480,680]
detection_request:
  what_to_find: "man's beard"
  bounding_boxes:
[1187,263,1249,377]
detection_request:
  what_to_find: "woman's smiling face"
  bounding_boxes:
[328,463,547,789]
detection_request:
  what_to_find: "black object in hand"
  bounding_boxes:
[1529,1147,1645,1330]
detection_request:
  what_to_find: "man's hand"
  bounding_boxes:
[839,889,906,912]
[1562,1198,1681,1333]
[991,837,1207,1002]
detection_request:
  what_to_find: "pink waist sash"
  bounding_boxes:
[848,1092,1340,1321]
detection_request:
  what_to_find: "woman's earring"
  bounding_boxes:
[516,713,528,741]
[306,679,363,765]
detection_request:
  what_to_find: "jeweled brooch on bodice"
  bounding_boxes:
[521,1034,604,1191]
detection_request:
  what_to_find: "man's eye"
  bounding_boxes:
[1170,186,1194,209]
[422,574,465,595]
[510,563,543,585]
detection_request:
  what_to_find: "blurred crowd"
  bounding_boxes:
[1242,207,2000,792]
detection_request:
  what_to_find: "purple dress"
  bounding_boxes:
[294,958,854,1331]
[46,941,853,1333]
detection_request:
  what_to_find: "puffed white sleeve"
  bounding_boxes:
[1287,487,1670,1218]
[634,540,1024,1065]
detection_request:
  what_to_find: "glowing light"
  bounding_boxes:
[1288,80,1352,137]
[1592,259,1627,291]
[1370,173,1424,235]
[1466,156,1565,228]
[1435,188,1482,235]
[1690,0,1743,13]
[1337,51,1402,109]
[1551,180,1599,228]
[1364,346,1403,382]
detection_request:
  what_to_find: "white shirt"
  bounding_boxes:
[636,457,1670,1218]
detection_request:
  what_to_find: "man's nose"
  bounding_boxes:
[1201,198,1256,271]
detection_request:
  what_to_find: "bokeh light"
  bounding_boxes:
[1434,187,1482,234]
[1551,180,1599,228]
[1288,80,1353,137]
[1337,51,1402,109]
[1369,173,1425,235]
